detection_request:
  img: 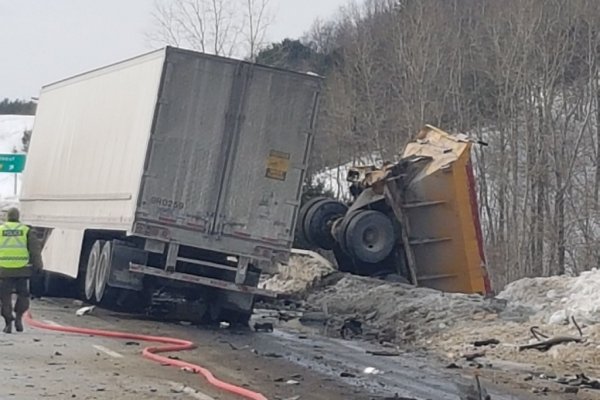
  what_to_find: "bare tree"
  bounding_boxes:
[243,0,273,60]
[147,0,272,58]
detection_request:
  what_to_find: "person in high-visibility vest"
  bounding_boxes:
[0,208,42,333]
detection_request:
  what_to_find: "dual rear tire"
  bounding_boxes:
[83,240,119,305]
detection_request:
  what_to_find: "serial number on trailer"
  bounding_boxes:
[150,197,185,209]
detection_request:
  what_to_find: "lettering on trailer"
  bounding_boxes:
[150,197,185,209]
[265,150,290,181]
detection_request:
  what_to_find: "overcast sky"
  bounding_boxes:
[0,0,347,100]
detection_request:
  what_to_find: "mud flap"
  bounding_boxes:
[108,241,147,291]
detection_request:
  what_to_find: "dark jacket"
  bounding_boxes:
[0,227,43,279]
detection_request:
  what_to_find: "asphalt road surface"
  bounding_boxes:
[0,298,579,400]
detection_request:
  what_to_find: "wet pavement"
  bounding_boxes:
[0,298,579,399]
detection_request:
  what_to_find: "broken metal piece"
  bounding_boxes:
[473,339,500,347]
[253,322,274,332]
[340,318,363,339]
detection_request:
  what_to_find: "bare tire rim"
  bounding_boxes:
[84,246,99,301]
[94,247,109,302]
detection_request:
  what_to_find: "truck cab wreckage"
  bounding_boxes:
[297,125,491,295]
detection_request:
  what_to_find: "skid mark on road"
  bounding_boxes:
[92,344,124,358]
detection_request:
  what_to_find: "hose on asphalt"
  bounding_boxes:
[24,311,268,400]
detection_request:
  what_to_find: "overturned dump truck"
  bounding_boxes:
[21,47,322,322]
[297,125,491,294]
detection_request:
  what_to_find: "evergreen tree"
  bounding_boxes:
[0,98,37,115]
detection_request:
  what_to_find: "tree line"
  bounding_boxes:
[0,98,36,115]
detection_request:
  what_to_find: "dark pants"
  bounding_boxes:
[0,278,29,322]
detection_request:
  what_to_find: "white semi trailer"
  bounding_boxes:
[20,47,322,322]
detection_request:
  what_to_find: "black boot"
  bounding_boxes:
[3,318,12,334]
[14,314,23,332]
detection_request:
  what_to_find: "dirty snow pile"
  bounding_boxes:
[307,275,504,342]
[497,269,600,325]
[259,252,335,295]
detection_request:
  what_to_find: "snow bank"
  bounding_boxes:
[307,275,504,342]
[260,252,335,294]
[0,115,34,198]
[498,269,600,325]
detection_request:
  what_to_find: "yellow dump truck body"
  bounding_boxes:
[397,125,489,294]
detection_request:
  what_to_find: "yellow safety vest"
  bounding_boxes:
[0,222,30,269]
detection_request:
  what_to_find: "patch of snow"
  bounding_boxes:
[498,269,600,325]
[307,274,501,342]
[0,115,34,199]
[312,152,386,200]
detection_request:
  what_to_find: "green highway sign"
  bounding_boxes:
[0,154,26,173]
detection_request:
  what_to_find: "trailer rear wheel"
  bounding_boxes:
[94,241,120,306]
[84,240,104,302]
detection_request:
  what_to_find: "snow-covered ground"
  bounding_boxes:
[312,152,386,200]
[0,114,34,203]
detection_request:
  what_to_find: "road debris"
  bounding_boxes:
[75,306,95,316]
[254,322,274,332]
[363,367,383,375]
[462,351,486,361]
[366,350,400,357]
[340,318,363,339]
[519,319,584,352]
[473,339,500,347]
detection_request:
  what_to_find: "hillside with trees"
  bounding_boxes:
[255,0,600,289]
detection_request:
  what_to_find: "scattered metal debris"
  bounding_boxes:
[367,350,400,357]
[75,306,95,316]
[462,351,486,361]
[363,367,383,375]
[340,318,363,339]
[553,373,600,390]
[519,317,584,352]
[254,322,274,332]
[473,339,499,347]
[446,362,462,369]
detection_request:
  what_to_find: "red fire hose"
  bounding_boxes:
[24,311,268,400]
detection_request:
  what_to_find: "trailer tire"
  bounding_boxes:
[303,199,347,250]
[296,197,328,246]
[83,240,104,302]
[344,210,395,264]
[94,241,120,306]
